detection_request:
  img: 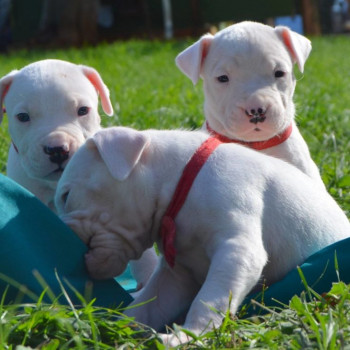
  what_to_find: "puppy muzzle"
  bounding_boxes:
[43,145,69,167]
[249,115,266,124]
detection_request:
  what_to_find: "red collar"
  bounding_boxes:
[206,122,293,150]
[160,137,222,267]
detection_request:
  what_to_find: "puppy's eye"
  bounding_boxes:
[217,75,229,83]
[274,70,285,78]
[77,106,90,116]
[17,112,30,122]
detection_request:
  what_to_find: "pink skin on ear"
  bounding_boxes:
[281,29,298,63]
[1,84,10,113]
[0,72,16,124]
[278,27,311,73]
[175,33,213,85]
[81,66,114,116]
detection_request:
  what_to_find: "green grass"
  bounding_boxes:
[2,276,350,349]
[0,35,350,348]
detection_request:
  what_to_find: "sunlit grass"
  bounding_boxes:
[2,271,350,349]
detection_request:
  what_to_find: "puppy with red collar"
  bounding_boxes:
[176,21,324,187]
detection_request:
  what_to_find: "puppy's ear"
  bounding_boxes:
[175,33,214,84]
[0,70,18,124]
[80,65,114,116]
[275,26,311,73]
[92,127,150,181]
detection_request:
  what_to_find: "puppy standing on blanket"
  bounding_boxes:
[0,60,157,288]
[55,126,350,346]
[176,21,324,187]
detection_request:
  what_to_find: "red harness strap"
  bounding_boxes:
[160,122,293,267]
[160,137,222,267]
[206,122,293,150]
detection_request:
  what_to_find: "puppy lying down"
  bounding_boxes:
[55,127,350,346]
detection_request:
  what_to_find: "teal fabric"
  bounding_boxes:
[0,174,133,307]
[244,237,350,316]
[115,265,138,293]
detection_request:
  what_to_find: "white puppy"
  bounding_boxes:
[0,59,157,290]
[0,59,113,211]
[176,21,324,187]
[55,126,350,346]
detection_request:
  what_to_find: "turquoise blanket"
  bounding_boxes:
[0,174,132,307]
[244,236,350,316]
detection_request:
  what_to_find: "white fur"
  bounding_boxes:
[175,21,324,187]
[0,59,113,210]
[55,126,350,346]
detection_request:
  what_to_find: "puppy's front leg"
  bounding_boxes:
[158,237,268,347]
[125,258,199,331]
[184,238,267,334]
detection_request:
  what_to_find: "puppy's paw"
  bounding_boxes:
[159,330,200,347]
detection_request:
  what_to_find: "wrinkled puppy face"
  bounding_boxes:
[2,59,112,182]
[176,22,311,142]
[55,127,153,280]
[55,143,133,279]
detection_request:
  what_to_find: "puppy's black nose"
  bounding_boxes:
[43,145,69,165]
[249,115,266,124]
[245,107,266,117]
[245,108,266,124]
